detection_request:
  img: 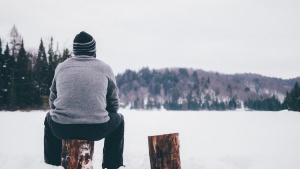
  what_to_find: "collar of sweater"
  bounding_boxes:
[73,55,95,58]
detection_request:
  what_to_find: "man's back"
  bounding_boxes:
[50,57,119,124]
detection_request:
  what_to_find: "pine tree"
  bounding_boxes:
[295,82,300,111]
[27,52,43,108]
[0,38,3,66]
[33,39,49,96]
[289,82,300,111]
[0,44,11,108]
[228,97,237,110]
[187,91,200,110]
[53,42,61,67]
[15,40,36,109]
[47,37,55,91]
[6,43,17,110]
[282,91,290,110]
[0,39,4,108]
[8,69,17,110]
[61,48,70,62]
[192,71,199,84]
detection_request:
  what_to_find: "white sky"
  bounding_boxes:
[0,0,299,79]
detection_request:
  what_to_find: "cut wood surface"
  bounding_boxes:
[148,133,181,169]
[61,139,94,169]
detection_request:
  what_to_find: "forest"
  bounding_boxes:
[0,26,299,111]
[0,26,70,110]
[116,68,300,111]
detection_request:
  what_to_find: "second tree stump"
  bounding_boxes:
[148,133,181,169]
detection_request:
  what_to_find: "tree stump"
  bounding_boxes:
[148,133,181,169]
[61,139,94,169]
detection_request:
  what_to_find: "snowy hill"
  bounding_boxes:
[116,68,300,110]
[0,109,300,169]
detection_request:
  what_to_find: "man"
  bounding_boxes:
[44,31,124,169]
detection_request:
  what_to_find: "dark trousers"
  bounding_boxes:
[44,112,124,169]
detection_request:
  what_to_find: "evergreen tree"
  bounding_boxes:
[269,95,283,111]
[282,91,290,110]
[61,48,70,62]
[191,71,201,97]
[202,94,211,110]
[219,101,226,110]
[6,44,17,110]
[0,39,4,108]
[33,39,49,96]
[0,44,11,108]
[53,42,61,67]
[8,70,17,109]
[47,37,55,91]
[27,52,43,108]
[0,38,3,65]
[139,67,152,85]
[192,71,199,84]
[296,82,300,111]
[207,77,210,84]
[178,68,188,77]
[228,97,237,110]
[15,40,36,109]
[288,82,300,111]
[187,91,200,110]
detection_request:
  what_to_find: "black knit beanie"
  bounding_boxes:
[73,31,96,57]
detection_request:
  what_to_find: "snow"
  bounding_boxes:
[80,143,92,156]
[0,109,300,169]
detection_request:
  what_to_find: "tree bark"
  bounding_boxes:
[148,133,181,169]
[61,139,94,169]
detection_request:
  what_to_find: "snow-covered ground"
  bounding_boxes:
[0,109,300,169]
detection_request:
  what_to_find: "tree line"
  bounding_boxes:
[0,26,70,110]
[244,95,283,111]
[244,82,300,111]
[1,26,299,112]
[117,68,242,111]
[116,68,300,112]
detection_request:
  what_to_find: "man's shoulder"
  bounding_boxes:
[55,58,72,70]
[94,58,109,67]
[94,59,114,72]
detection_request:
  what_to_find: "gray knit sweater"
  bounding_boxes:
[49,56,119,124]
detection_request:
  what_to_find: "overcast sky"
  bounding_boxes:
[0,0,299,79]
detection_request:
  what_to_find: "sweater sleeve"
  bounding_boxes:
[49,77,57,109]
[106,68,119,113]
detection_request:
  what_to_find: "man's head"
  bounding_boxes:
[73,31,96,57]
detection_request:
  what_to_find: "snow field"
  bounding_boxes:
[0,109,300,169]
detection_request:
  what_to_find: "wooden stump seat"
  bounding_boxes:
[61,139,94,169]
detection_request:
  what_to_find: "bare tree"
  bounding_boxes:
[9,25,22,58]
